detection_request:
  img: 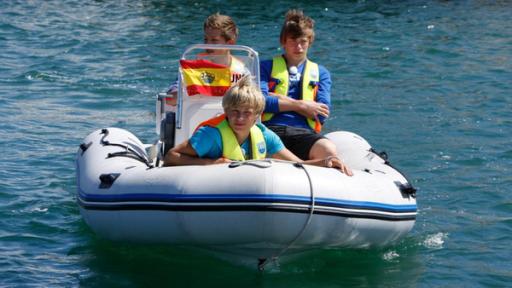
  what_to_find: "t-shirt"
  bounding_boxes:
[190,123,285,159]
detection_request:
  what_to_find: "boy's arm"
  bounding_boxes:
[163,140,230,166]
[165,77,178,106]
[271,148,353,176]
[260,60,281,113]
[313,65,332,123]
[274,96,330,119]
[260,60,330,119]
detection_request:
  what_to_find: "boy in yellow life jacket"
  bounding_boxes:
[260,9,352,176]
[166,13,247,106]
[163,76,349,172]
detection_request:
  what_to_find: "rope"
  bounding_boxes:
[228,159,274,169]
[227,159,317,270]
[227,158,308,169]
[100,129,153,169]
[256,161,316,271]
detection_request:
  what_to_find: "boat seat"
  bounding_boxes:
[160,45,259,147]
[175,94,224,143]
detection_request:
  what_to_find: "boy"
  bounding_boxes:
[166,13,246,105]
[259,9,352,176]
[163,76,347,171]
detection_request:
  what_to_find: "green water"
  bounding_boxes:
[1,0,511,286]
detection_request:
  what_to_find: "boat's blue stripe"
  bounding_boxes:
[78,189,417,213]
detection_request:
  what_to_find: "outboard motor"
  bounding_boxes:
[160,111,175,157]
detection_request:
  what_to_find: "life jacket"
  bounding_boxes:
[263,55,322,133]
[196,114,266,161]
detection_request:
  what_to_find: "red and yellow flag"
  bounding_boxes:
[180,59,231,97]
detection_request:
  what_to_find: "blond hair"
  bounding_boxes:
[204,13,239,42]
[222,76,265,114]
[279,9,315,45]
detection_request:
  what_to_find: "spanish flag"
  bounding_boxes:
[180,59,231,97]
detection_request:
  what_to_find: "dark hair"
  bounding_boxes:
[279,9,315,44]
[204,13,239,41]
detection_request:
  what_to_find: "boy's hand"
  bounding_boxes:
[213,157,232,164]
[325,156,353,176]
[298,101,330,119]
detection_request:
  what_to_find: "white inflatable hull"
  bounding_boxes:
[76,128,417,261]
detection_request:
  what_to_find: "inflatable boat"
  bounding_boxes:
[76,45,417,269]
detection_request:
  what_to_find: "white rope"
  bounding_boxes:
[258,162,316,271]
[227,159,317,271]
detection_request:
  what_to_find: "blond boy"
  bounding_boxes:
[164,76,348,172]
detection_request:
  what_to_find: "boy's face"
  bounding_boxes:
[282,36,310,63]
[204,27,235,55]
[225,105,257,136]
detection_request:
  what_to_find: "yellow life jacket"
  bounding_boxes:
[262,55,322,133]
[198,114,266,161]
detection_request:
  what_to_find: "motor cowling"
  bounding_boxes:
[160,111,176,156]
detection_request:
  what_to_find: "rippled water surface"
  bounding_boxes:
[1,1,511,286]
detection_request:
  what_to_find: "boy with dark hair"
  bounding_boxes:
[166,13,246,104]
[260,9,352,176]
